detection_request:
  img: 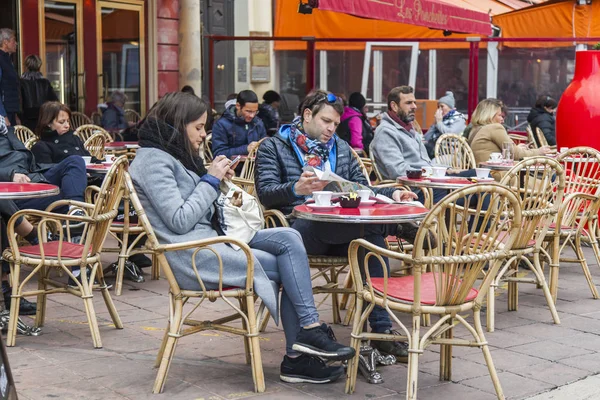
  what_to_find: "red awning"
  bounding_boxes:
[316,0,492,36]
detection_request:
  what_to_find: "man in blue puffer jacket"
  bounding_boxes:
[212,90,267,158]
[255,90,427,362]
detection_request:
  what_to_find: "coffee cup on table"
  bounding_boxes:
[475,168,491,179]
[313,191,333,206]
[421,166,433,177]
[82,156,92,165]
[356,189,371,202]
[432,167,447,177]
[489,153,502,162]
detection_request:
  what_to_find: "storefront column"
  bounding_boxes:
[179,0,202,95]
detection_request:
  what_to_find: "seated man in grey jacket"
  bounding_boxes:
[255,90,422,361]
[371,86,474,205]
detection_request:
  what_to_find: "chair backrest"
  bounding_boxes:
[535,127,549,147]
[238,137,268,181]
[83,132,108,159]
[557,146,600,196]
[91,111,102,126]
[499,156,565,249]
[348,147,371,183]
[124,109,141,124]
[203,132,214,164]
[70,112,92,130]
[13,125,35,144]
[353,184,522,307]
[369,150,386,184]
[526,125,538,148]
[24,137,38,150]
[434,133,476,170]
[75,124,113,143]
[85,156,128,255]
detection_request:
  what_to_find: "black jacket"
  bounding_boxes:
[0,127,51,183]
[19,77,58,130]
[255,130,396,215]
[212,105,267,158]
[31,130,91,164]
[258,103,279,132]
[0,50,20,114]
[101,102,128,130]
[527,107,556,146]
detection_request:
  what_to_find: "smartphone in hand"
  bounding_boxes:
[230,155,242,167]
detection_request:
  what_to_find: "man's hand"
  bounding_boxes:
[247,141,259,153]
[13,173,30,183]
[294,171,328,196]
[5,118,10,127]
[392,190,418,202]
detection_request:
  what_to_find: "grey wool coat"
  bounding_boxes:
[129,147,279,321]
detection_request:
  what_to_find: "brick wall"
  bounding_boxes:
[157,0,180,96]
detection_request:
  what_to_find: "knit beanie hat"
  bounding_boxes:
[438,91,455,109]
[348,92,367,110]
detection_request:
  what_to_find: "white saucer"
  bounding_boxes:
[359,199,377,207]
[307,204,338,211]
[473,177,495,182]
[429,176,454,180]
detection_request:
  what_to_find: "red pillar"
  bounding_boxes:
[20,0,40,60]
[208,38,215,107]
[82,0,97,115]
[467,41,480,119]
[306,39,316,94]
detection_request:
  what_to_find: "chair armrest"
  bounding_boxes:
[85,185,101,203]
[45,199,96,213]
[263,209,290,227]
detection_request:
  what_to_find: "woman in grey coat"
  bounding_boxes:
[129,92,354,384]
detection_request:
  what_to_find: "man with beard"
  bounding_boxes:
[371,86,449,204]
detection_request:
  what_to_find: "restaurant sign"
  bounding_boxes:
[316,0,492,36]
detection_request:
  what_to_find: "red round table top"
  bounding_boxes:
[105,141,139,149]
[86,164,111,173]
[293,203,429,224]
[0,182,60,199]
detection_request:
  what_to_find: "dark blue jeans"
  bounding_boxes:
[15,156,86,214]
[291,218,396,333]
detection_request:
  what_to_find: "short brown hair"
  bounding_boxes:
[36,101,71,138]
[298,90,344,117]
[387,86,414,111]
[24,55,42,72]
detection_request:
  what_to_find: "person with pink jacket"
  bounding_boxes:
[338,92,374,154]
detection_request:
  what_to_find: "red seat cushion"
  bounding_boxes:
[370,272,479,305]
[19,241,85,259]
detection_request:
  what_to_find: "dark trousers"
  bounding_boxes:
[6,113,17,127]
[291,218,397,333]
[16,156,86,213]
[0,200,22,274]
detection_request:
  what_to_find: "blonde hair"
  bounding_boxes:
[471,98,503,127]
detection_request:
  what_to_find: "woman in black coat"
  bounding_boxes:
[527,95,557,146]
[19,55,58,131]
[31,102,93,164]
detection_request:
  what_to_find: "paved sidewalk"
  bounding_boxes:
[6,244,600,399]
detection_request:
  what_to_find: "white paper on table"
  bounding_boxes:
[375,194,424,207]
[303,166,351,183]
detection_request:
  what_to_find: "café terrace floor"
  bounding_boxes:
[6,240,600,400]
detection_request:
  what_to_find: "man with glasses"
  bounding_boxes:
[255,89,423,362]
[0,28,20,127]
[212,89,267,158]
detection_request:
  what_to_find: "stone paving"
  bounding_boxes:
[5,244,600,399]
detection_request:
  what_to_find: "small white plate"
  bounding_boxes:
[359,199,377,207]
[473,177,495,182]
[306,204,338,211]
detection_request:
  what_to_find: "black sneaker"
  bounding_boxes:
[63,209,86,231]
[292,323,355,361]
[129,254,152,268]
[68,267,112,289]
[396,222,437,250]
[280,353,345,384]
[122,261,145,283]
[3,293,37,316]
[370,330,409,363]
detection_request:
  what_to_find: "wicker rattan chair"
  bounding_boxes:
[91,111,102,126]
[2,156,129,348]
[434,133,476,170]
[75,124,113,144]
[24,137,38,150]
[526,125,538,148]
[70,111,92,130]
[203,132,214,164]
[124,109,141,125]
[83,132,109,160]
[487,156,564,331]
[13,125,35,145]
[534,127,550,147]
[231,137,268,195]
[345,184,522,399]
[128,182,265,393]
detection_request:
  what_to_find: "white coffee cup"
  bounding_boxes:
[432,166,447,177]
[489,152,502,162]
[313,191,333,206]
[421,166,433,177]
[475,168,491,179]
[356,189,371,202]
[82,156,92,165]
[105,154,117,163]
[560,147,569,153]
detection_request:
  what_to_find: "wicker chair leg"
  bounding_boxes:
[339,272,353,310]
[153,299,183,393]
[114,233,130,296]
[342,297,355,326]
[239,298,252,365]
[35,266,48,327]
[574,235,600,299]
[6,264,21,347]
[530,253,561,324]
[100,286,124,329]
[257,302,270,333]
[81,286,103,348]
[549,235,560,303]
[439,322,453,381]
[151,253,160,280]
[406,315,421,400]
[487,283,496,332]
[344,296,364,394]
[474,310,505,400]
[330,268,341,325]
[155,320,170,368]
[245,294,265,393]
[507,259,519,312]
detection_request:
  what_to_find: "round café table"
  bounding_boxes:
[106,141,139,150]
[0,182,59,337]
[478,161,517,172]
[292,202,429,224]
[397,176,494,190]
[86,164,111,174]
[0,182,60,199]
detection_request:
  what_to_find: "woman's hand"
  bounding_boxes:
[434,108,443,123]
[392,190,418,202]
[538,146,552,155]
[207,155,231,180]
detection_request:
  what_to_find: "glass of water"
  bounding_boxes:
[502,142,514,162]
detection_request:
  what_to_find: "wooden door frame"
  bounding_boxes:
[96,0,146,114]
